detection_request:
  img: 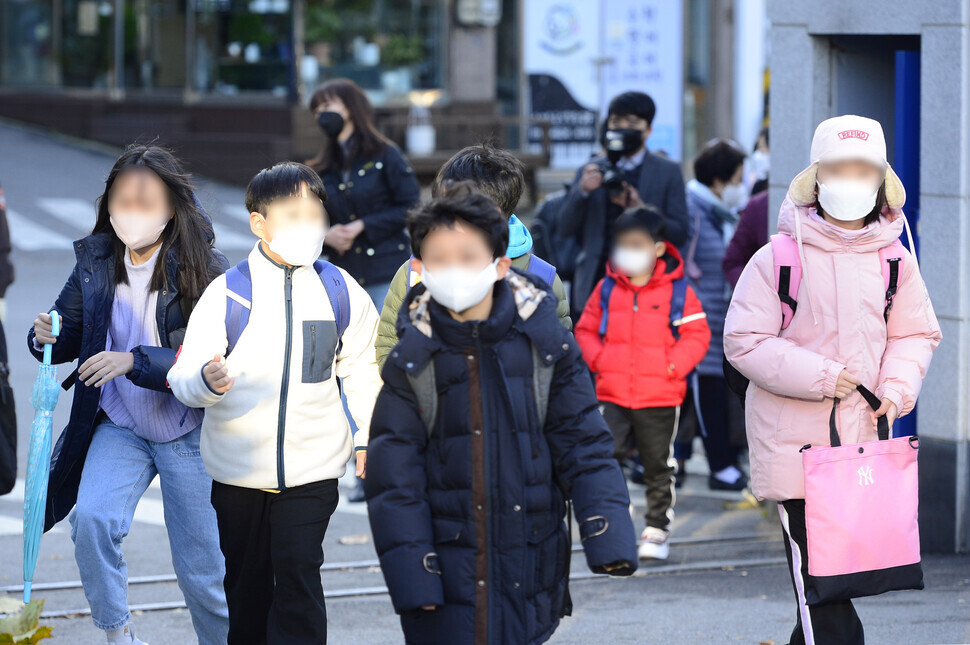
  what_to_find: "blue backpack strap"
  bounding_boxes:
[526,254,557,287]
[597,276,616,338]
[668,277,689,340]
[314,260,351,352]
[224,260,252,357]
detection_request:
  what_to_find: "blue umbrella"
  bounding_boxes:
[23,311,60,603]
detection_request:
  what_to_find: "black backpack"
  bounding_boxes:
[0,319,17,495]
[531,187,580,283]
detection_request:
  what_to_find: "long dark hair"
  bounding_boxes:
[306,78,390,173]
[92,144,217,300]
[814,181,887,227]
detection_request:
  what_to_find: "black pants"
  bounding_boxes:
[602,403,679,530]
[696,375,740,473]
[210,478,339,645]
[779,500,865,645]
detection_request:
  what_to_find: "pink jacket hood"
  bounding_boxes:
[723,192,940,501]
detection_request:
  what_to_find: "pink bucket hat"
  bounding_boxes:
[788,115,906,209]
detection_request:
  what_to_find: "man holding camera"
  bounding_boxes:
[560,91,689,319]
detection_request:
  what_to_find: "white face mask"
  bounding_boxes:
[110,212,170,250]
[611,247,656,277]
[749,150,770,180]
[420,259,499,313]
[267,222,327,266]
[817,180,879,222]
[721,182,749,210]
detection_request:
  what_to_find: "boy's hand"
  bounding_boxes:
[203,354,234,393]
[33,312,57,344]
[834,369,861,399]
[355,450,367,479]
[870,398,898,430]
[421,605,436,611]
[79,351,134,387]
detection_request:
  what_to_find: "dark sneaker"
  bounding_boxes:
[708,473,748,491]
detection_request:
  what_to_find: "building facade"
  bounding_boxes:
[0,0,754,185]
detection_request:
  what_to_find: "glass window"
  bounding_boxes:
[0,0,57,85]
[125,0,188,92]
[302,0,444,105]
[191,0,293,95]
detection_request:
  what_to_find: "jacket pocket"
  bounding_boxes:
[302,320,338,383]
[432,517,464,544]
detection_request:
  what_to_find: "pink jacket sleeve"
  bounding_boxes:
[876,254,942,416]
[723,247,845,400]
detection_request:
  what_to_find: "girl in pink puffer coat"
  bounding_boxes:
[723,115,941,645]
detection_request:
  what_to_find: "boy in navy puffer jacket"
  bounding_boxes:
[365,182,637,645]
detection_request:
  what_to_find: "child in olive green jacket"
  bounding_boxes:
[375,143,571,369]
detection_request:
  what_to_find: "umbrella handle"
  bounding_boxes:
[43,311,61,366]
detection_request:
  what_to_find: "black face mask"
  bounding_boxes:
[602,128,644,164]
[316,111,345,138]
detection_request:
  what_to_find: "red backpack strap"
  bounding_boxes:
[879,239,906,321]
[770,234,802,330]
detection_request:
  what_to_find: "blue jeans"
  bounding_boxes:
[363,281,391,310]
[70,420,229,642]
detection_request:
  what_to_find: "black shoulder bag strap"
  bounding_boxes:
[828,384,891,447]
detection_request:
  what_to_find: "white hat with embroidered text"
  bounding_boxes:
[788,115,906,209]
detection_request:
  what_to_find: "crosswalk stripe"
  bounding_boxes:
[30,198,255,251]
[6,209,75,251]
[211,223,256,251]
[1,470,365,536]
[36,197,96,231]
[219,205,254,225]
[2,477,167,534]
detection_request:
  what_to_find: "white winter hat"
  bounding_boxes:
[788,115,906,209]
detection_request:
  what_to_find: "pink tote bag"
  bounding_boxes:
[799,384,923,604]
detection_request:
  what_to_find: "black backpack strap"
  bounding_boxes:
[777,265,799,313]
[884,258,901,321]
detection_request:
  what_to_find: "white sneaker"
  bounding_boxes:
[106,624,149,645]
[638,527,670,560]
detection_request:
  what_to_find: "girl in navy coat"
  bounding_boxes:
[365,183,637,645]
[28,145,229,644]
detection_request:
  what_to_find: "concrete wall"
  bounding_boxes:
[768,0,970,552]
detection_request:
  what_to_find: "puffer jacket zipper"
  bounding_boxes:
[310,323,317,375]
[472,322,495,645]
[277,266,295,490]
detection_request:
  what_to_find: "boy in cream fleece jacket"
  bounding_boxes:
[168,162,382,644]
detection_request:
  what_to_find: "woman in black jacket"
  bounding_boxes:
[308,78,421,305]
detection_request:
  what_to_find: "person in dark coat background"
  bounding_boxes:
[678,138,749,491]
[0,180,14,322]
[366,184,637,645]
[559,91,690,320]
[307,78,421,306]
[723,189,769,288]
[308,77,420,502]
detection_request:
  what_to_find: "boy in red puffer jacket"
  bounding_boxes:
[576,206,710,560]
